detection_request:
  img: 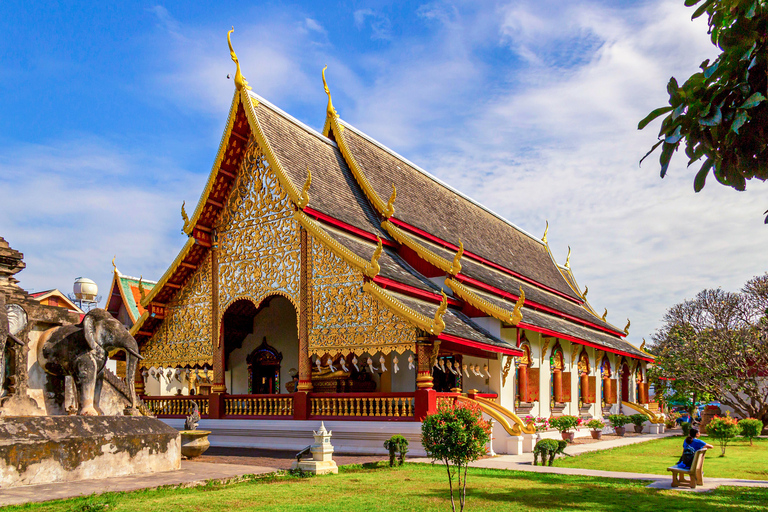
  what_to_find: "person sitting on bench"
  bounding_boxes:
[674,427,712,470]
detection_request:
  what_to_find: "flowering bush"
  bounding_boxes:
[607,414,631,428]
[738,418,763,446]
[586,419,605,431]
[522,415,550,432]
[707,414,741,456]
[549,415,582,433]
[422,400,491,511]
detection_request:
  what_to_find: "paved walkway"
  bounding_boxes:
[411,433,768,492]
[0,461,276,507]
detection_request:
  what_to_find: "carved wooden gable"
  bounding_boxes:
[141,252,212,369]
[217,138,301,314]
[309,238,417,356]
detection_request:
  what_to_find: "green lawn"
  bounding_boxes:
[553,436,768,480]
[5,463,768,512]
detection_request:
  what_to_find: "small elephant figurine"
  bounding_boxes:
[533,439,568,466]
[37,308,143,416]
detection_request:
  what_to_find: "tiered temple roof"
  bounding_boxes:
[130,61,651,363]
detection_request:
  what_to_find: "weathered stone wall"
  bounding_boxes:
[0,416,180,487]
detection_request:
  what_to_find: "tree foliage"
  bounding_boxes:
[650,274,768,425]
[706,415,741,456]
[421,401,491,512]
[639,0,768,222]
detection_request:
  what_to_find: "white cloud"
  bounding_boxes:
[353,8,393,41]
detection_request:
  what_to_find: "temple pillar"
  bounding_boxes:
[518,364,529,402]
[414,336,436,420]
[553,369,563,403]
[580,373,589,403]
[297,227,313,393]
[602,377,610,407]
[210,234,226,418]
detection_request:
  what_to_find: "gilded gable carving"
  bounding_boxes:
[217,138,300,313]
[309,238,416,355]
[141,252,213,368]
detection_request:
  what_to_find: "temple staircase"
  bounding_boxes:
[457,395,537,436]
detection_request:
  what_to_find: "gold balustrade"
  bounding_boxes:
[436,395,457,410]
[144,397,209,417]
[310,395,414,418]
[224,396,294,416]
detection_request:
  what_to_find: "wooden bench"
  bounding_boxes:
[667,448,708,489]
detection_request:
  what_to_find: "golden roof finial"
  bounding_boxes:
[112,255,117,272]
[542,220,549,244]
[624,318,631,335]
[430,290,448,334]
[298,167,312,209]
[511,286,525,326]
[640,338,646,351]
[565,245,571,268]
[227,27,251,91]
[602,308,608,321]
[582,285,588,298]
[322,65,338,118]
[384,184,396,218]
[449,239,464,275]
[181,200,190,229]
[364,237,383,278]
[138,276,146,302]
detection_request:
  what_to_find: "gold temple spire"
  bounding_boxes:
[602,308,608,321]
[111,255,117,272]
[582,285,588,298]
[322,66,338,118]
[298,167,312,209]
[449,240,464,275]
[565,245,571,268]
[640,338,646,351]
[227,27,251,91]
[138,276,147,302]
[384,184,396,218]
[624,318,631,335]
[542,220,549,243]
[364,237,383,278]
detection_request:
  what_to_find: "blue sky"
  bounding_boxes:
[1,0,766,345]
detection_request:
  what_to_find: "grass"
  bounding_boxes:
[4,463,768,512]
[553,435,768,480]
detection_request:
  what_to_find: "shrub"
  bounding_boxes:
[629,414,647,427]
[681,422,692,438]
[422,400,491,512]
[383,435,409,467]
[522,415,550,432]
[607,414,631,428]
[707,415,741,456]
[738,418,763,446]
[586,419,605,431]
[548,415,581,433]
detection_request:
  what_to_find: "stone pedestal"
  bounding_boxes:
[506,435,524,455]
[0,416,180,488]
[290,422,338,475]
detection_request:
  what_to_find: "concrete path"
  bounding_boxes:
[412,432,768,492]
[0,461,277,507]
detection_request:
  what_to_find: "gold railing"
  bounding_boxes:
[622,401,665,424]
[310,394,414,418]
[436,394,458,410]
[472,397,537,435]
[224,395,293,416]
[144,397,209,417]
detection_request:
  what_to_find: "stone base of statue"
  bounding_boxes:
[290,422,338,475]
[180,430,211,459]
[0,416,180,488]
[0,393,44,417]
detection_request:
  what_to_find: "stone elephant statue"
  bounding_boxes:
[0,297,26,397]
[37,308,143,416]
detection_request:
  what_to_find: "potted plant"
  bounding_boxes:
[629,414,647,434]
[549,415,581,442]
[586,419,605,440]
[607,414,631,436]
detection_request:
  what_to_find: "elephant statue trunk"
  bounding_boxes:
[38,308,144,416]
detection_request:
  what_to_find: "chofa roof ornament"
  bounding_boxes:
[227,27,251,91]
[322,66,338,119]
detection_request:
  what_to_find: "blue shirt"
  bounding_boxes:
[675,438,706,469]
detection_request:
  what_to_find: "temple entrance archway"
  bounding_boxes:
[222,295,298,394]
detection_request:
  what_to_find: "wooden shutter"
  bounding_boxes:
[608,379,618,404]
[586,376,596,403]
[527,368,540,402]
[558,372,571,402]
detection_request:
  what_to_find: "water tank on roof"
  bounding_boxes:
[73,277,98,301]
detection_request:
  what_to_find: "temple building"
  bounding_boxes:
[126,32,659,454]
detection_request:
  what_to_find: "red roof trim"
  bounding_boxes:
[454,274,625,337]
[436,333,523,357]
[388,217,582,304]
[517,321,653,363]
[304,207,397,247]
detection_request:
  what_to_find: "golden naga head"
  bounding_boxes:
[602,308,608,321]
[227,27,251,91]
[138,276,147,302]
[565,245,571,268]
[322,66,338,118]
[364,237,383,278]
[624,318,631,335]
[510,286,525,326]
[384,184,397,218]
[298,167,312,209]
[449,240,464,275]
[542,220,549,243]
[430,290,448,335]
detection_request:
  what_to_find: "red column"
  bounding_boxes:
[518,364,529,402]
[414,338,436,420]
[580,373,589,403]
[553,369,563,403]
[210,236,226,419]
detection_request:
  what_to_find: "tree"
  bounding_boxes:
[638,0,768,223]
[421,401,491,512]
[650,274,768,426]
